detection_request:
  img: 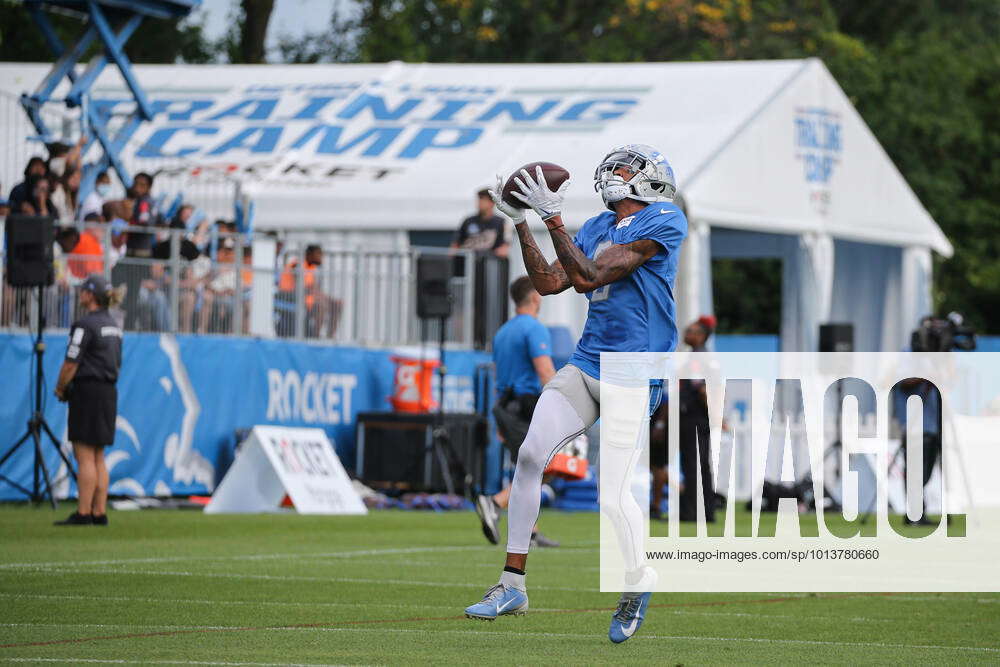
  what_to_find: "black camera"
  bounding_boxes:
[910,312,976,352]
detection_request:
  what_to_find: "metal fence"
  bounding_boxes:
[1,224,484,348]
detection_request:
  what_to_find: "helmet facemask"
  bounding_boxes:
[594,146,677,211]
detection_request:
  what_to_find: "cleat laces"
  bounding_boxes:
[614,596,642,623]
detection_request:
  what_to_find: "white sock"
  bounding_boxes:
[500,570,526,591]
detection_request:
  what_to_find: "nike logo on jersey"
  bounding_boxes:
[660,208,671,214]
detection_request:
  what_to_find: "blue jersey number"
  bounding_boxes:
[591,241,613,302]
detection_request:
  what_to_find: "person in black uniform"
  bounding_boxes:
[648,316,718,522]
[53,274,123,526]
[678,317,716,523]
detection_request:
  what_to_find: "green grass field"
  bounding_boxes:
[1,504,998,665]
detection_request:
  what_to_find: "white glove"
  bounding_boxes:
[511,165,570,221]
[487,174,526,225]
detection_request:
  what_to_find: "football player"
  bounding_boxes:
[463,144,688,643]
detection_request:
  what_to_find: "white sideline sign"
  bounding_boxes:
[205,425,367,515]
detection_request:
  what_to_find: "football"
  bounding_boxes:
[501,161,571,209]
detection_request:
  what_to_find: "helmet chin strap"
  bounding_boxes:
[600,179,635,210]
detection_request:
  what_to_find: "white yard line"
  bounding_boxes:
[7,567,589,592]
[0,546,489,571]
[0,543,602,571]
[5,626,990,654]
[307,626,1000,653]
[0,592,458,611]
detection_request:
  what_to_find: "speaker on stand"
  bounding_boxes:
[415,254,470,497]
[0,215,76,507]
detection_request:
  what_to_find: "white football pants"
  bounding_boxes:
[506,368,648,576]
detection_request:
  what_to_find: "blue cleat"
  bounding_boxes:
[464,583,528,620]
[608,591,652,643]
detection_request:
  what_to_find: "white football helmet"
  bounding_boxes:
[593,144,676,211]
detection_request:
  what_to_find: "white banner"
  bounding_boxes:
[205,425,366,515]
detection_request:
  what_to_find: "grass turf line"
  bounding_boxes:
[0,505,997,665]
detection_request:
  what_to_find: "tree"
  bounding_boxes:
[274,6,359,64]
[239,0,274,64]
[0,1,217,64]
[330,0,999,331]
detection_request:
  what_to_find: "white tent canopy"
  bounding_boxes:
[0,58,949,350]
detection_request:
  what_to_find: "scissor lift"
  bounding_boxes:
[19,0,201,198]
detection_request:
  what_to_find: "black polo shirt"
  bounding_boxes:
[66,310,122,383]
[454,214,507,252]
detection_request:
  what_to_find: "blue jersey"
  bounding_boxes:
[568,202,687,379]
[493,313,553,395]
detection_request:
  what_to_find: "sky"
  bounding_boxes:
[196,0,350,56]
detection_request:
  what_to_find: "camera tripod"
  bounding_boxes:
[0,285,76,507]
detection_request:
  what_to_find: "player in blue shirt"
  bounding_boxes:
[474,276,560,548]
[493,277,555,397]
[463,144,687,643]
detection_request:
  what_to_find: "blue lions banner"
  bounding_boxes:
[0,333,494,500]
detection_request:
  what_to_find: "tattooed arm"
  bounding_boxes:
[543,214,659,293]
[513,222,571,295]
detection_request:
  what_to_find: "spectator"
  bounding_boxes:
[200,237,239,334]
[277,244,341,337]
[118,172,156,330]
[240,246,254,333]
[452,188,510,258]
[178,251,212,334]
[8,157,47,212]
[137,262,170,331]
[46,136,85,180]
[56,222,104,281]
[171,204,194,229]
[18,174,55,217]
[54,226,79,286]
[0,198,10,218]
[52,167,81,222]
[265,230,285,274]
[125,172,156,257]
[78,170,112,221]
[102,200,129,265]
[216,219,237,234]
[53,227,81,326]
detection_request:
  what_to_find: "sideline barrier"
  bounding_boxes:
[0,332,493,501]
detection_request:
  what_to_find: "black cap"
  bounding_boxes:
[80,274,109,298]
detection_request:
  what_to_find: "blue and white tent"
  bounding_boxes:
[0,58,949,351]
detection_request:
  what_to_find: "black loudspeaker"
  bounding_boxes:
[4,215,55,287]
[416,254,453,319]
[356,412,487,492]
[473,253,509,349]
[819,323,854,352]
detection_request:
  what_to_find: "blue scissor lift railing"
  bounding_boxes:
[19,0,201,200]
